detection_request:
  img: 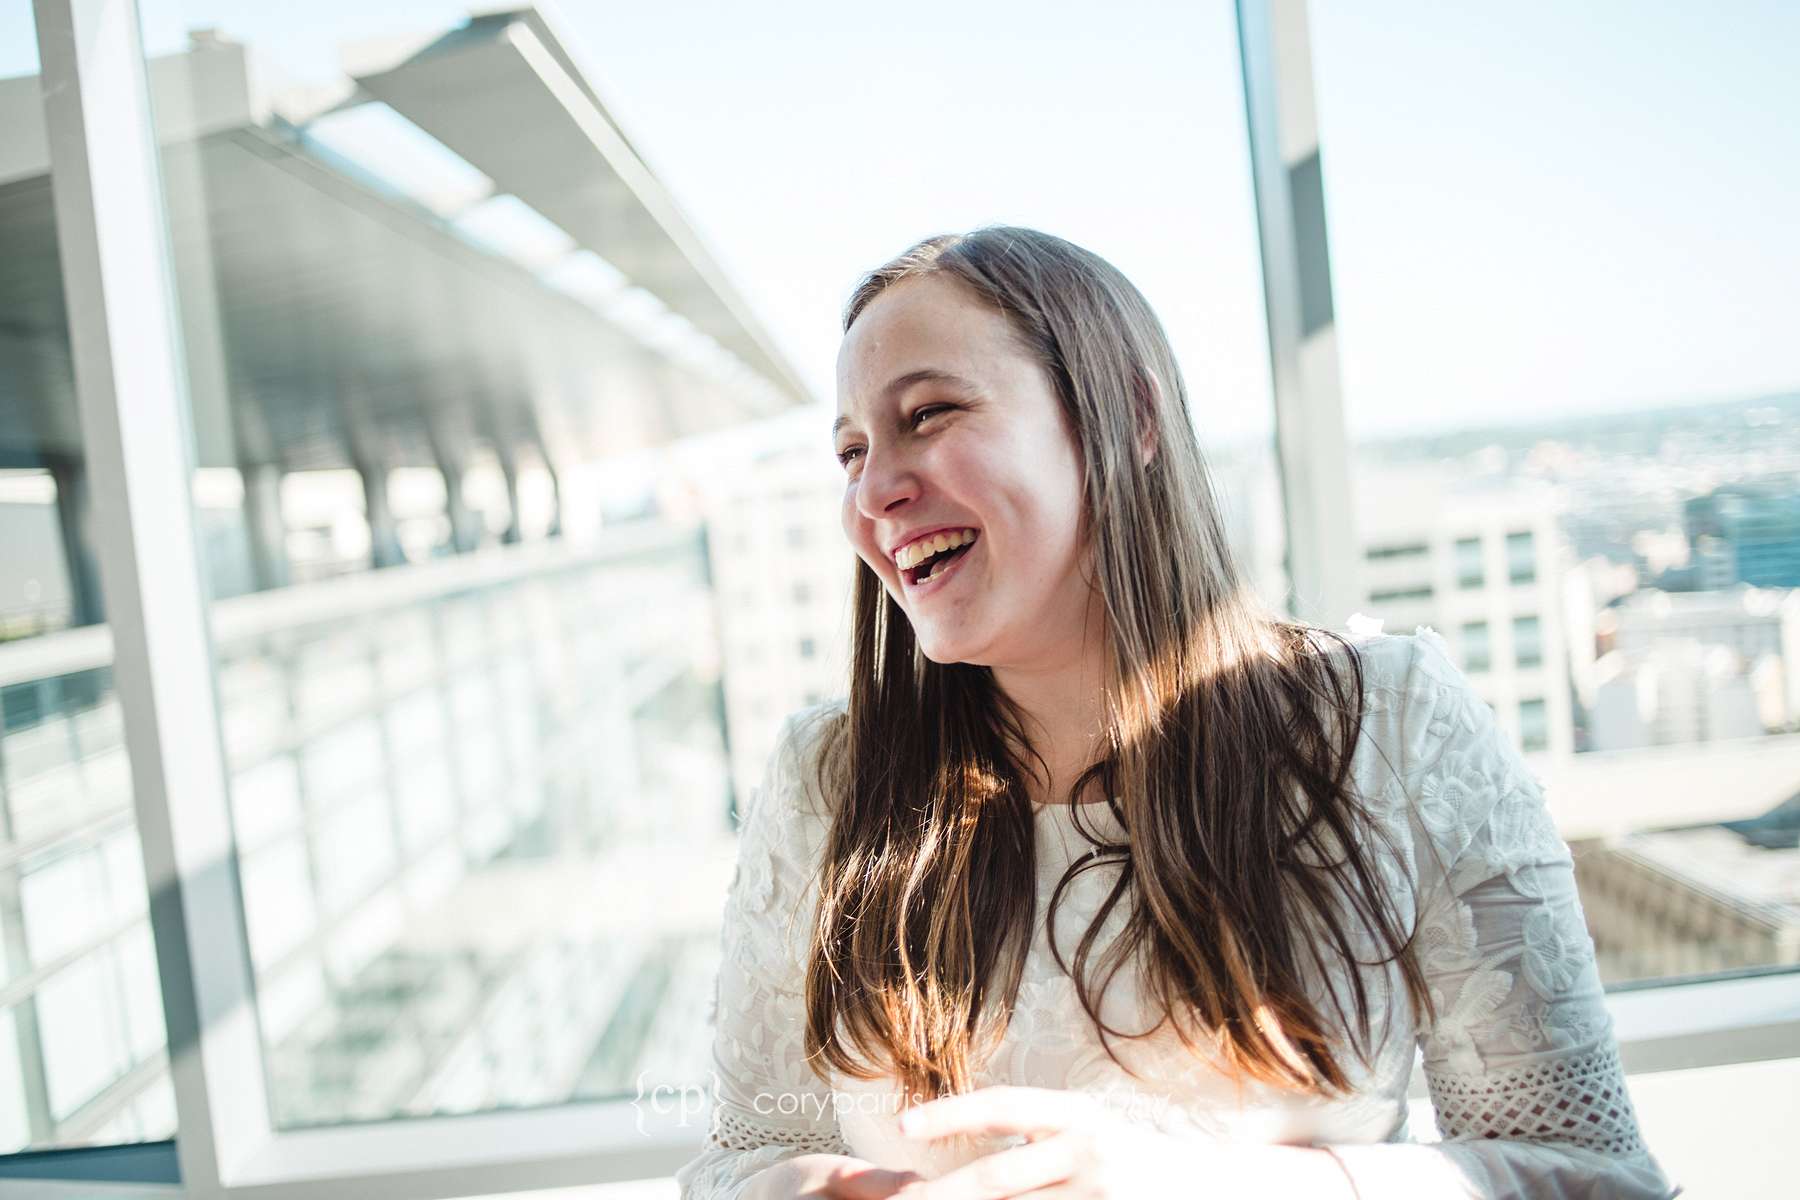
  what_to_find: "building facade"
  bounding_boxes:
[1354,462,1574,756]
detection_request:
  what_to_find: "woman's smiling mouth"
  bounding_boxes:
[899,530,979,593]
[907,539,979,590]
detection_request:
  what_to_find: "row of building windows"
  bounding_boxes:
[1363,531,1538,593]
[1450,530,1538,588]
[1460,615,1543,672]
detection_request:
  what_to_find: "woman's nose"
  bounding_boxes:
[854,448,919,520]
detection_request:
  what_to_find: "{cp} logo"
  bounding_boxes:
[630,1069,721,1136]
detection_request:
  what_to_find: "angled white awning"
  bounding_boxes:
[347,7,814,409]
[0,10,812,475]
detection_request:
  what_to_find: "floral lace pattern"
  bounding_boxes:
[674,632,1679,1199]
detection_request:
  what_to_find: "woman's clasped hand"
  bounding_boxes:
[880,1085,1356,1200]
[754,1153,923,1200]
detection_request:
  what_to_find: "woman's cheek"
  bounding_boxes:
[860,545,897,591]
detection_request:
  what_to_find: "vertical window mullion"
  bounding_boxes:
[31,0,270,1192]
[1235,0,1361,626]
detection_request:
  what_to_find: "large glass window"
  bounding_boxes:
[1315,2,1800,986]
[121,0,1279,1135]
[0,1,171,1152]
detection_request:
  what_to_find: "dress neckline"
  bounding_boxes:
[1033,798,1127,867]
[1032,796,1121,819]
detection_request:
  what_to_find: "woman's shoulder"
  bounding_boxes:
[1329,624,1557,873]
[1301,621,1497,781]
[1304,619,1461,694]
[764,696,850,825]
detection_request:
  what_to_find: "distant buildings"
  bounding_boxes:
[1574,795,1800,982]
[1335,420,1800,989]
[1683,486,1800,590]
[1354,462,1573,755]
[1589,640,1765,750]
[1585,587,1800,751]
[674,413,854,806]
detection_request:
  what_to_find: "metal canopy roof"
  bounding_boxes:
[0,11,810,475]
[346,7,813,410]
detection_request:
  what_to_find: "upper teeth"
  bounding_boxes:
[896,528,978,570]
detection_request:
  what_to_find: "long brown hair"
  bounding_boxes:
[802,226,1431,1107]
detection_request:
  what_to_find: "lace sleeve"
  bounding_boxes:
[1330,631,1682,1199]
[674,705,854,1200]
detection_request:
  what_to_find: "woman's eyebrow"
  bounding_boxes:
[832,368,982,438]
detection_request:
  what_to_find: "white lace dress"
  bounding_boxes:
[674,630,1680,1199]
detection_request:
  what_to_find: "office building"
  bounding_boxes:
[1354,462,1573,756]
[673,413,856,804]
[1683,486,1800,590]
[1586,587,1799,749]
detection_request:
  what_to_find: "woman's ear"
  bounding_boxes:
[1133,369,1162,469]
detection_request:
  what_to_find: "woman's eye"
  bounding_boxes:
[835,406,949,468]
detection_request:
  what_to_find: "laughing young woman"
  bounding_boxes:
[675,228,1678,1199]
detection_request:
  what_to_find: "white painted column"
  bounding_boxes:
[1236,0,1362,628]
[32,0,268,1194]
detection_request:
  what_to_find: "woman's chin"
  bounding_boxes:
[916,640,960,665]
[914,631,973,665]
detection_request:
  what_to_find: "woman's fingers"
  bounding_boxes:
[785,1154,922,1199]
[820,1162,926,1198]
[899,1085,1101,1141]
[896,1132,1083,1200]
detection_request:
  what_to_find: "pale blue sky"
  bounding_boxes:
[6,1,1796,441]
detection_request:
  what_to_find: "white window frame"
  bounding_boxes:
[9,0,1799,1195]
[25,0,702,1194]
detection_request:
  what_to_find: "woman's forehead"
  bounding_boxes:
[837,286,1013,405]
[846,291,966,362]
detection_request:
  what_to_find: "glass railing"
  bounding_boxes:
[0,522,734,1146]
